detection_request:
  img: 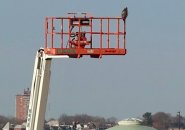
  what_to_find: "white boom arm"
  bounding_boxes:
[26,49,69,130]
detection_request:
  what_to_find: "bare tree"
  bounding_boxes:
[0,115,23,128]
[106,117,117,127]
[152,112,171,130]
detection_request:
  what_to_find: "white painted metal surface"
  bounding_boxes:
[26,49,69,130]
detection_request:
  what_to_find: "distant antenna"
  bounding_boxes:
[68,12,77,17]
[81,12,87,17]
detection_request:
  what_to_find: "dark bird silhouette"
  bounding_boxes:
[122,7,128,21]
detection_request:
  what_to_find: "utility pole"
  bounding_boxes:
[177,111,181,130]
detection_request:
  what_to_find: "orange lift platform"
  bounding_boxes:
[44,11,128,58]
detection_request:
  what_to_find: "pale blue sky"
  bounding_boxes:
[0,0,185,120]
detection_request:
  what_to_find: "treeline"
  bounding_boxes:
[58,114,117,128]
[58,112,185,130]
[0,114,117,129]
[1,112,185,130]
[142,112,185,130]
[0,115,23,128]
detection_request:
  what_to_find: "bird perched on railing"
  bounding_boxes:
[122,7,128,21]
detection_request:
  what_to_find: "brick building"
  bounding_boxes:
[16,88,30,121]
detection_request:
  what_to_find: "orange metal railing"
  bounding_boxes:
[44,15,127,58]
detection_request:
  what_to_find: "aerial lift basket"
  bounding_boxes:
[44,13,127,58]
